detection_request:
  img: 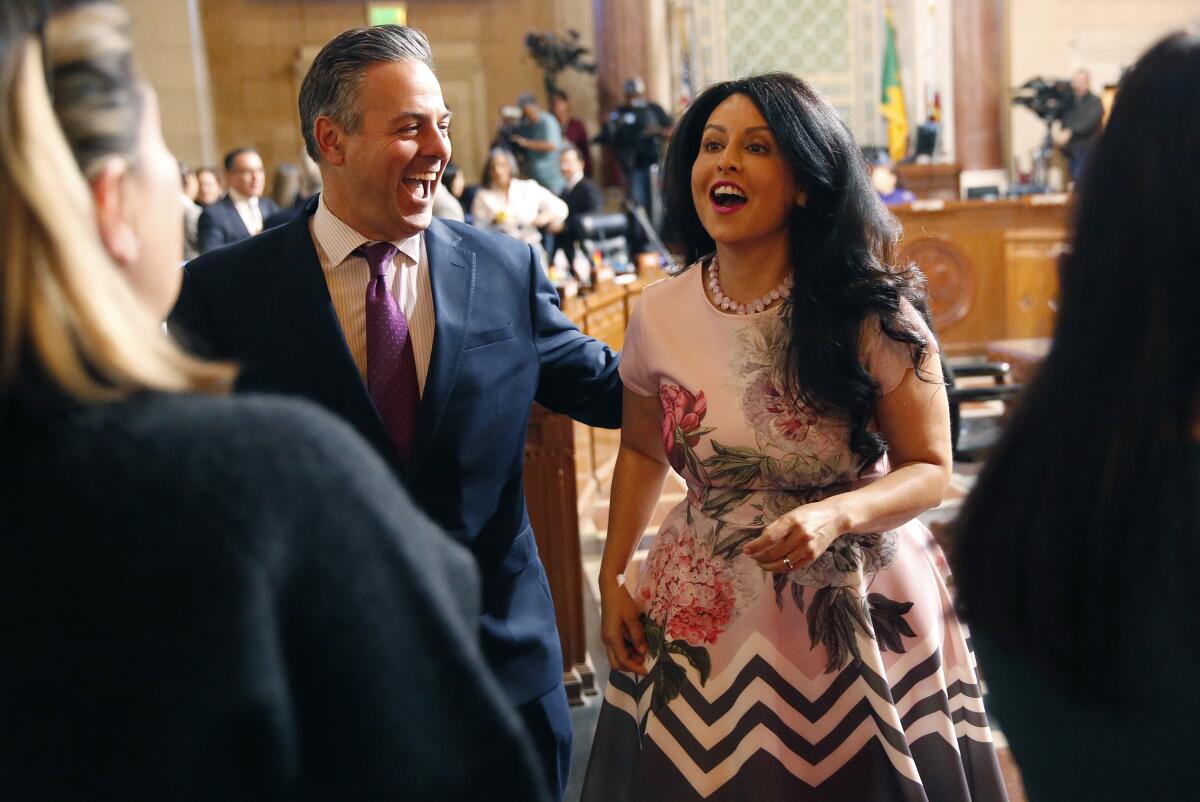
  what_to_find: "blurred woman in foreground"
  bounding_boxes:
[0,2,548,799]
[954,30,1200,802]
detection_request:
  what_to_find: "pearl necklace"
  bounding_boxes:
[707,256,793,315]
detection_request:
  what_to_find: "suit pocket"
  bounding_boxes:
[464,322,515,350]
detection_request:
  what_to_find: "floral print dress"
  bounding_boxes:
[581,263,1007,802]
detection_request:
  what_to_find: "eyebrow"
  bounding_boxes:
[702,124,772,135]
[387,109,453,125]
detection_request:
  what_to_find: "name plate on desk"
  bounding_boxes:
[910,199,946,212]
[1031,193,1069,206]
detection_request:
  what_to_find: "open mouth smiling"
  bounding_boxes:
[402,171,438,200]
[710,180,747,213]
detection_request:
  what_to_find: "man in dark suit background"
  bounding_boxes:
[197,147,281,253]
[170,25,621,800]
[556,144,603,261]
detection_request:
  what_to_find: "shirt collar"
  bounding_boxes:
[313,193,421,268]
[228,187,257,207]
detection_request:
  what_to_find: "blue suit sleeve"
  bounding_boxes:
[526,244,623,428]
[197,208,224,254]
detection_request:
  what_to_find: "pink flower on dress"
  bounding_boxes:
[660,384,708,474]
[640,532,735,646]
[743,373,821,450]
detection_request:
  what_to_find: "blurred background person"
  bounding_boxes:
[597,76,671,214]
[556,144,601,260]
[0,1,551,800]
[866,149,916,206]
[180,163,201,260]
[269,161,302,210]
[265,153,322,229]
[954,31,1200,802]
[472,146,567,260]
[551,88,592,178]
[194,164,222,206]
[197,146,279,253]
[1051,68,1104,184]
[433,160,466,222]
[509,91,565,194]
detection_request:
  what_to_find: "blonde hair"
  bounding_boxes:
[0,1,232,401]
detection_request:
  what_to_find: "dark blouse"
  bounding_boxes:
[0,388,549,801]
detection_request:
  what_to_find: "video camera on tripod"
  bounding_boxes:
[1011,76,1075,190]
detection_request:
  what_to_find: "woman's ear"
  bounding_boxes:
[91,157,140,267]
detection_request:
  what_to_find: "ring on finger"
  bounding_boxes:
[782,556,794,571]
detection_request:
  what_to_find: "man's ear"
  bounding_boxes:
[314,116,346,166]
[795,187,808,208]
[91,157,139,267]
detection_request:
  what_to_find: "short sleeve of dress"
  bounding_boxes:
[618,298,657,396]
[862,298,941,396]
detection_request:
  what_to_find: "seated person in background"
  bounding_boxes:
[197,147,281,253]
[552,88,592,178]
[556,144,602,260]
[0,3,551,800]
[866,149,915,205]
[472,147,567,259]
[509,92,565,194]
[194,164,222,206]
[432,160,466,222]
[953,31,1200,802]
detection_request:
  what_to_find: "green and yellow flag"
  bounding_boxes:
[880,10,908,162]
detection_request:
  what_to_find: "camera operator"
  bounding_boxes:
[597,76,672,213]
[505,93,565,194]
[1052,69,1104,182]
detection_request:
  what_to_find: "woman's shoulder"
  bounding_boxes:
[91,392,380,490]
[638,260,703,309]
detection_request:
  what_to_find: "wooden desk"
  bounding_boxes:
[892,196,1071,345]
[895,162,961,201]
[522,267,664,704]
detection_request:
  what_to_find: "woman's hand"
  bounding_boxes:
[742,501,846,572]
[600,578,650,676]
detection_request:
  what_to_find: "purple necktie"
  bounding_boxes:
[357,242,419,463]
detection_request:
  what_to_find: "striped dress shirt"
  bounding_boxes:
[309,194,436,395]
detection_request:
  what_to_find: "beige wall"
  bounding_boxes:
[127,0,215,168]
[190,0,599,182]
[199,0,361,176]
[1009,0,1199,173]
[410,0,599,181]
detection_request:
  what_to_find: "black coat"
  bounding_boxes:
[558,176,604,259]
[197,194,282,253]
[0,387,550,801]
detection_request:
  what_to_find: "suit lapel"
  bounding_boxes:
[409,218,476,474]
[220,196,251,239]
[276,199,403,473]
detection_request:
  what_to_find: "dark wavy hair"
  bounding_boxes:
[663,72,930,471]
[952,32,1200,693]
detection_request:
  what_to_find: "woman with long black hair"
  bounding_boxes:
[953,31,1200,801]
[582,72,1006,800]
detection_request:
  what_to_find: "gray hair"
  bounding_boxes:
[298,25,434,162]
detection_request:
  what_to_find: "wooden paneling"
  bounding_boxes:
[895,163,962,201]
[523,405,593,703]
[893,197,1071,345]
[1004,229,1065,338]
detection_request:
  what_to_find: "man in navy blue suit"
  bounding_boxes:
[196,147,281,253]
[170,25,621,799]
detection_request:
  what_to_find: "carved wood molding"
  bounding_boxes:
[901,236,973,330]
